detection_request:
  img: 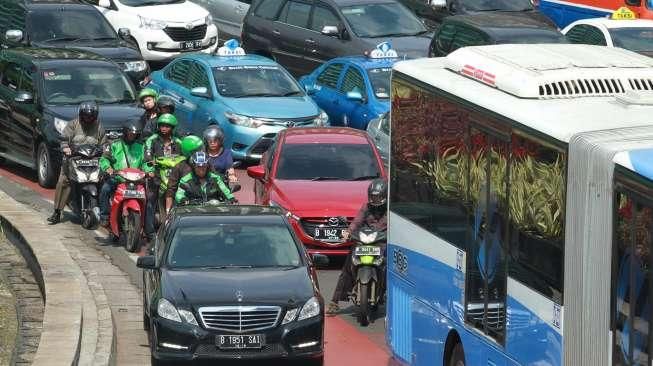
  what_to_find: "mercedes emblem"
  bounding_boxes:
[236,290,244,302]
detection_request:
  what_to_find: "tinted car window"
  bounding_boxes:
[27,9,116,42]
[42,66,135,105]
[187,62,210,90]
[610,27,653,52]
[451,26,487,51]
[565,24,607,46]
[340,67,366,95]
[1,62,21,91]
[254,0,285,19]
[276,143,380,180]
[340,3,426,38]
[167,223,302,268]
[367,67,390,99]
[212,65,303,97]
[316,63,344,88]
[278,0,311,28]
[463,0,532,11]
[435,23,457,54]
[165,60,192,85]
[310,5,340,32]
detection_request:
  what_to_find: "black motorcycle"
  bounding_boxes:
[67,144,103,229]
[350,226,387,326]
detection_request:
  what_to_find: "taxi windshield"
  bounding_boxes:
[610,27,653,53]
[212,65,304,98]
[367,68,391,99]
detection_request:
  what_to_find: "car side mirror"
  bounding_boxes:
[98,0,112,8]
[304,84,318,95]
[311,254,329,267]
[247,165,265,180]
[136,255,157,269]
[347,91,364,102]
[321,25,340,37]
[5,30,23,43]
[429,0,447,9]
[14,91,33,104]
[190,87,210,98]
[118,28,131,39]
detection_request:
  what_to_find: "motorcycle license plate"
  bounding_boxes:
[314,228,343,242]
[123,190,144,199]
[217,334,265,349]
[76,159,98,166]
[354,246,381,256]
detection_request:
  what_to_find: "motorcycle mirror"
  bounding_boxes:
[136,255,156,269]
[230,184,241,193]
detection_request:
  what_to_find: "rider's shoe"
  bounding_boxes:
[47,210,62,225]
[100,216,110,228]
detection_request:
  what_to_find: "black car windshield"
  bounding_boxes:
[610,28,653,52]
[42,66,135,105]
[118,0,184,6]
[166,223,302,268]
[367,68,391,99]
[340,3,427,38]
[276,143,381,180]
[213,65,304,98]
[27,10,117,42]
[463,0,533,11]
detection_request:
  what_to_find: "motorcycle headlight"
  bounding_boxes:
[205,14,213,26]
[225,112,264,128]
[139,15,167,30]
[298,296,320,321]
[269,200,300,221]
[281,308,299,325]
[54,117,70,134]
[313,110,329,126]
[360,232,378,244]
[123,61,148,73]
[178,309,199,326]
[88,170,100,182]
[157,298,181,323]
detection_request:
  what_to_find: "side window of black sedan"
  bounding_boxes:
[566,24,607,46]
[434,23,457,56]
[450,25,487,52]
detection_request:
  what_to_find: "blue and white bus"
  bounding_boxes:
[386,44,653,366]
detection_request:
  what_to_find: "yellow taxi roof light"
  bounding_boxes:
[611,6,637,20]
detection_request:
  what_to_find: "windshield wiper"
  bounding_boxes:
[199,265,254,269]
[310,176,343,181]
[281,91,304,97]
[369,32,412,38]
[230,92,278,98]
[42,37,81,43]
[349,175,380,181]
[254,265,300,269]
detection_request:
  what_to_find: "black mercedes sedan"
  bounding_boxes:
[138,205,328,366]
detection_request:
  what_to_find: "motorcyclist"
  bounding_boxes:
[203,125,238,184]
[326,178,388,315]
[138,88,159,138]
[144,113,182,239]
[99,119,153,227]
[156,95,175,116]
[165,135,205,212]
[47,101,106,224]
[175,151,237,205]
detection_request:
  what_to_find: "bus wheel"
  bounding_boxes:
[449,343,465,366]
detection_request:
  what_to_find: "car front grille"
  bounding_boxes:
[258,116,316,128]
[198,306,281,333]
[194,343,287,358]
[300,217,352,241]
[164,24,207,41]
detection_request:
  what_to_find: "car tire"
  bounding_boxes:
[449,343,465,366]
[37,142,57,188]
[143,279,150,331]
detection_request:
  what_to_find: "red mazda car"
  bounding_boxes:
[247,127,386,256]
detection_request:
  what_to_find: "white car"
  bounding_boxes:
[562,17,653,57]
[85,0,219,62]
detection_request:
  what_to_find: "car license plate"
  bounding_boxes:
[180,40,203,50]
[123,190,144,199]
[75,159,98,167]
[354,246,381,256]
[217,334,265,349]
[314,228,343,242]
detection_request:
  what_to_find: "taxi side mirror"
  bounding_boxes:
[304,84,318,95]
[347,91,365,103]
[247,165,265,180]
[191,87,210,99]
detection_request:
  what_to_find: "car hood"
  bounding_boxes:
[360,34,432,59]
[46,104,142,130]
[271,180,369,217]
[223,97,319,119]
[162,267,315,307]
[471,10,557,28]
[124,1,209,22]
[32,41,142,61]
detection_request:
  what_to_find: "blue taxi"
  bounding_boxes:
[147,40,329,161]
[298,43,397,130]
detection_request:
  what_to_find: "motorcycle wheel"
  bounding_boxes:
[81,196,98,230]
[358,282,370,327]
[122,211,142,253]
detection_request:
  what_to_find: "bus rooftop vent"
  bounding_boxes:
[444,44,653,99]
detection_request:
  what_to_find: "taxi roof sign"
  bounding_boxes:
[368,42,398,59]
[216,39,245,56]
[611,6,637,20]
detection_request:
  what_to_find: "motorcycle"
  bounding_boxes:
[109,168,147,252]
[350,226,387,326]
[67,144,103,229]
[149,154,186,226]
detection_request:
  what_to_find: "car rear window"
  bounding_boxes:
[276,143,381,181]
[254,0,285,19]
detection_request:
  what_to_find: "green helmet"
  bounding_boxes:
[157,113,178,128]
[181,135,204,158]
[138,88,158,101]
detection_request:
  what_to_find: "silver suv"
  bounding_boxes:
[190,0,252,43]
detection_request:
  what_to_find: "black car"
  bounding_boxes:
[138,205,328,366]
[0,0,148,84]
[0,48,142,187]
[242,0,433,76]
[428,13,567,57]
[425,0,556,27]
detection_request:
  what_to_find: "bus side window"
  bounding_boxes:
[508,134,566,303]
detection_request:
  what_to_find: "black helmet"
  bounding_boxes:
[157,96,175,114]
[78,100,99,124]
[122,118,142,142]
[189,151,209,168]
[368,178,387,207]
[203,125,225,145]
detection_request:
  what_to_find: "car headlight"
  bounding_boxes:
[269,200,300,221]
[205,14,213,25]
[225,112,264,128]
[157,298,181,323]
[313,110,329,126]
[139,15,167,30]
[123,61,148,73]
[298,296,320,321]
[281,308,299,325]
[178,309,199,326]
[54,117,70,134]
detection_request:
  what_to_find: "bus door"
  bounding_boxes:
[465,124,510,344]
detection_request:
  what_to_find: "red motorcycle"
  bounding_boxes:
[109,168,146,252]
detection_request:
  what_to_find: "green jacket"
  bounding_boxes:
[175,171,234,204]
[100,140,152,174]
